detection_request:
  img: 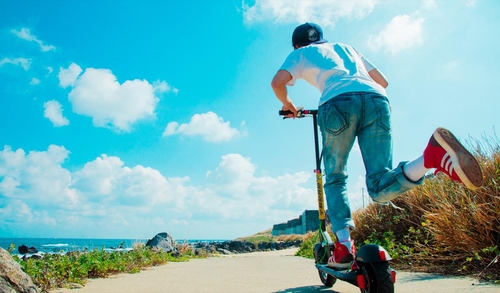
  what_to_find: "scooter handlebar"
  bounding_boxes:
[279,110,294,116]
[278,109,317,118]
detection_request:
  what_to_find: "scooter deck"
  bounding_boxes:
[316,263,359,287]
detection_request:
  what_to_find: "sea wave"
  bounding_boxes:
[41,243,70,247]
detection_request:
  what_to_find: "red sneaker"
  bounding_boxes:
[423,128,483,190]
[327,241,355,269]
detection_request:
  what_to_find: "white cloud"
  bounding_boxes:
[43,100,70,127]
[71,154,178,208]
[163,112,241,143]
[204,153,316,220]
[58,63,82,88]
[58,63,173,132]
[11,28,56,52]
[206,154,256,197]
[30,78,40,85]
[0,57,31,70]
[242,0,376,27]
[0,146,317,238]
[0,145,76,206]
[153,80,179,95]
[0,201,34,223]
[368,14,425,55]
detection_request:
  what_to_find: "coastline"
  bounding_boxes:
[0,237,229,256]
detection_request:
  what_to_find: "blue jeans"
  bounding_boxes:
[318,92,423,233]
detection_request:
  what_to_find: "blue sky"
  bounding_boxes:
[0,0,498,240]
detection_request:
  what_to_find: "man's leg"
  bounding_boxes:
[359,97,482,201]
[357,93,422,203]
[318,93,358,269]
[318,94,358,232]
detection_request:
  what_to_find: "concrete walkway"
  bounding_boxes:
[50,248,498,293]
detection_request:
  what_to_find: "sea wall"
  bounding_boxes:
[271,210,321,236]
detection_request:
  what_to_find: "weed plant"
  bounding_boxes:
[13,246,189,292]
[295,231,320,258]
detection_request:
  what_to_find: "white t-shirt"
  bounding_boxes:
[279,43,387,106]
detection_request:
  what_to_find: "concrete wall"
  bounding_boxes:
[272,210,321,236]
[272,223,288,236]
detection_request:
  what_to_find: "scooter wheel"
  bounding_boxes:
[313,243,337,287]
[357,261,394,293]
[318,268,336,287]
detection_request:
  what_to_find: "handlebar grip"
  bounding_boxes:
[279,110,294,116]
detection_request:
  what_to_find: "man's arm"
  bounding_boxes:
[271,70,298,117]
[368,68,389,88]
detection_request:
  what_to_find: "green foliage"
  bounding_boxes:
[295,232,318,259]
[16,247,189,292]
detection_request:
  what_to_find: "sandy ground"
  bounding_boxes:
[50,248,498,293]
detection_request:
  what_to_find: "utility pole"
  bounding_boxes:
[362,188,365,209]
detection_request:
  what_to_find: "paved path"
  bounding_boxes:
[50,248,498,293]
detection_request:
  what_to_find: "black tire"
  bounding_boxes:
[318,268,336,287]
[313,243,336,287]
[358,262,394,293]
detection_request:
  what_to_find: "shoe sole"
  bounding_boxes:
[327,262,351,269]
[433,128,483,190]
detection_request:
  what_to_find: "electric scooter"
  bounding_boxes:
[279,108,396,293]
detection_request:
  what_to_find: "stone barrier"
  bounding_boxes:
[272,209,322,236]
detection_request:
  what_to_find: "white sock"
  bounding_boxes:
[403,155,430,182]
[336,227,351,242]
[336,227,352,252]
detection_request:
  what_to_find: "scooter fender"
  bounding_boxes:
[313,242,329,264]
[355,244,392,262]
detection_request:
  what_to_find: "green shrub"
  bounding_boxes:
[295,231,317,258]
[16,247,189,292]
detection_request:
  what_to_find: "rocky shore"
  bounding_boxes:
[144,232,301,256]
[8,232,303,260]
[190,239,303,255]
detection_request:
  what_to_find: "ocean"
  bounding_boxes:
[0,237,228,256]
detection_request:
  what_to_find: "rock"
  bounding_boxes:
[17,245,38,255]
[185,239,303,257]
[145,232,179,254]
[217,248,232,255]
[0,247,40,293]
[17,245,28,255]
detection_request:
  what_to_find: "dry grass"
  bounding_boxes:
[275,233,310,242]
[238,228,312,246]
[132,241,145,250]
[352,138,500,281]
[176,242,194,255]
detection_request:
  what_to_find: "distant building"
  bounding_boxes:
[272,210,322,236]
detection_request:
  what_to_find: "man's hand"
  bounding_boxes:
[282,101,298,118]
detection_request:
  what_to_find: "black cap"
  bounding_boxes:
[292,22,327,48]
